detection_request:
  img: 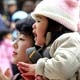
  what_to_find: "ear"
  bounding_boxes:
[65,0,80,7]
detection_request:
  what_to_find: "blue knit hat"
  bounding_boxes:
[12,11,28,22]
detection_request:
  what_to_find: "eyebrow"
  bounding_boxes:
[35,15,42,19]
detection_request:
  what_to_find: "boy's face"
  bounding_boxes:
[8,4,17,14]
[32,15,48,47]
[12,33,33,64]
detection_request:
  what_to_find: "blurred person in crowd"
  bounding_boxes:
[17,0,80,80]
[2,0,17,25]
[0,15,35,80]
[11,10,28,41]
[2,0,18,30]
[0,15,13,77]
[22,0,35,15]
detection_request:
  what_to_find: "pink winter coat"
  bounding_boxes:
[0,39,13,75]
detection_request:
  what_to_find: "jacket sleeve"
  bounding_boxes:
[35,33,80,80]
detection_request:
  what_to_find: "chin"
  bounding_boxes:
[35,42,43,47]
[12,59,18,64]
[13,61,17,64]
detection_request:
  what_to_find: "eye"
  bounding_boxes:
[19,38,25,41]
[36,19,41,23]
[37,20,40,22]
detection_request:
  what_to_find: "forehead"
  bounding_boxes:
[17,32,29,38]
[24,1,34,6]
[34,15,47,20]
[8,4,16,7]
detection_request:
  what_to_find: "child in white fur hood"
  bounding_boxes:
[18,0,80,80]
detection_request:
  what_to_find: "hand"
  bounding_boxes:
[17,62,36,80]
[0,68,12,80]
[21,74,35,80]
[35,75,49,80]
[35,75,44,80]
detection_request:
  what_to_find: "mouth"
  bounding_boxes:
[13,51,17,57]
[33,30,37,36]
[33,32,37,41]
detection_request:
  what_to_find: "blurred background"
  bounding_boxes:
[0,0,42,41]
[0,0,36,14]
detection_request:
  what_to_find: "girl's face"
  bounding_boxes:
[13,33,33,64]
[32,15,48,46]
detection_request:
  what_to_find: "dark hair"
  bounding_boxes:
[16,15,35,35]
[0,29,11,42]
[16,15,35,45]
[46,18,73,45]
[14,19,20,22]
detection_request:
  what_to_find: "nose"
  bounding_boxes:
[12,40,18,49]
[32,23,36,34]
[32,23,36,29]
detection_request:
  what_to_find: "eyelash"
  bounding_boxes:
[36,20,40,22]
[19,38,25,41]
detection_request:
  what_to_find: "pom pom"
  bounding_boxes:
[65,0,79,7]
